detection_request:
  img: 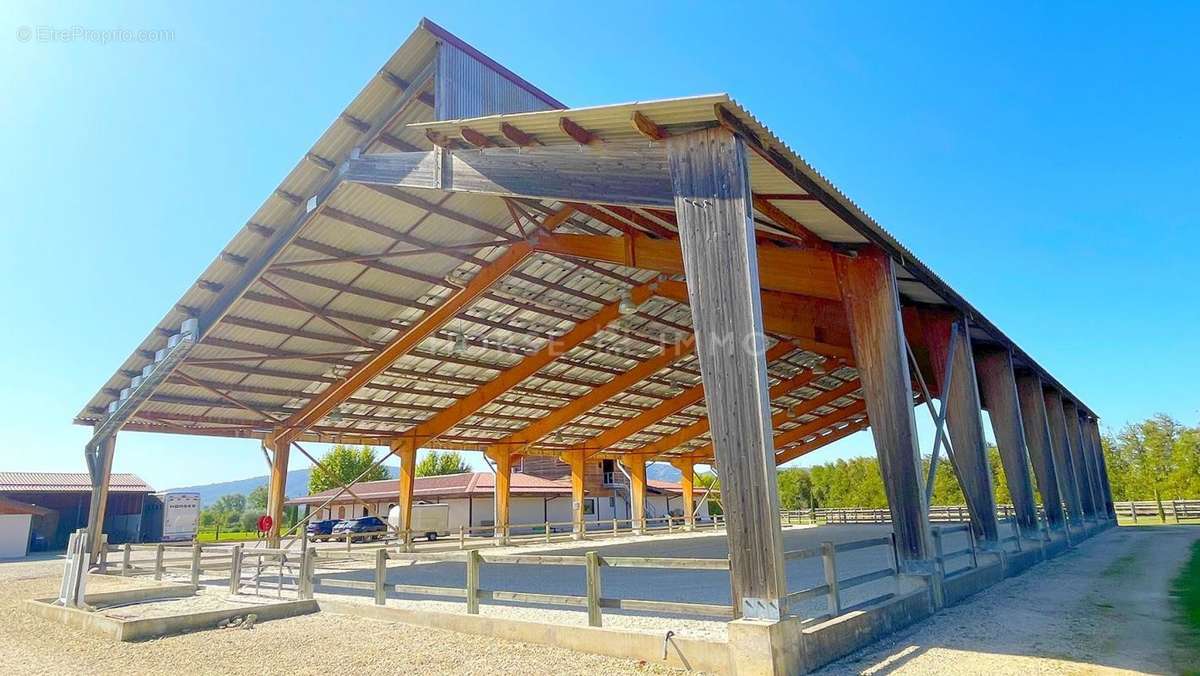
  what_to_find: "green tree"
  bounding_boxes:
[247,485,268,511]
[417,450,471,477]
[309,444,390,494]
[777,467,814,510]
[1104,414,1200,502]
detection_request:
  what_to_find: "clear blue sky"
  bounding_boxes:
[2,2,1196,490]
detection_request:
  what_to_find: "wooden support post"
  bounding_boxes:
[920,311,999,545]
[1043,389,1085,527]
[121,543,131,576]
[835,247,932,572]
[671,458,696,530]
[300,548,316,600]
[465,549,481,614]
[154,543,164,580]
[974,348,1040,539]
[374,548,388,606]
[1015,373,1066,531]
[564,450,586,541]
[486,449,513,545]
[1087,418,1116,518]
[821,541,841,616]
[1076,409,1107,521]
[392,438,417,552]
[85,435,116,565]
[667,126,788,620]
[1063,401,1098,519]
[190,542,201,588]
[266,435,290,548]
[585,551,602,627]
[229,544,243,594]
[621,455,648,535]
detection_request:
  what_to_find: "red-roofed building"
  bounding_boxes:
[286,464,709,535]
[0,472,155,550]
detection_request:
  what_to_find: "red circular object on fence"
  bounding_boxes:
[257,515,273,533]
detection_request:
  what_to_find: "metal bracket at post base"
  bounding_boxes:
[741,597,781,621]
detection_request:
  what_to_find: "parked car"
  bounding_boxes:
[331,516,387,541]
[306,519,339,542]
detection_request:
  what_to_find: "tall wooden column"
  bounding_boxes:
[672,458,697,529]
[921,312,999,544]
[487,449,513,544]
[564,450,586,539]
[667,126,787,618]
[85,434,116,564]
[1061,400,1097,519]
[1076,411,1106,519]
[1044,389,1084,526]
[266,435,290,547]
[835,247,931,571]
[1087,418,1115,518]
[621,455,648,535]
[974,348,1039,538]
[392,439,417,550]
[1014,373,1066,531]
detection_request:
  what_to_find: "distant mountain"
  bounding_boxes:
[646,462,682,483]
[167,466,398,508]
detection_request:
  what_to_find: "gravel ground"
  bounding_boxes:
[0,558,683,675]
[816,525,1200,675]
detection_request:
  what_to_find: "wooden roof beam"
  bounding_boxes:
[530,232,841,301]
[559,117,599,145]
[635,364,849,457]
[484,333,698,452]
[500,122,540,147]
[774,414,870,465]
[576,341,800,457]
[387,283,659,448]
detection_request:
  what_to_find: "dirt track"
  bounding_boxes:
[818,525,1200,675]
[0,558,678,676]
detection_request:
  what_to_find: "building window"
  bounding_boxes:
[602,459,619,486]
[583,498,596,516]
[337,506,345,519]
[362,506,369,517]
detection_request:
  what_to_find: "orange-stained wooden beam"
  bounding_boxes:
[579,341,800,458]
[775,416,871,465]
[653,280,854,359]
[276,206,577,445]
[632,358,837,457]
[531,232,841,301]
[485,334,697,452]
[688,379,863,461]
[387,283,657,448]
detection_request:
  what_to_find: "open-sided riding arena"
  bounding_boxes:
[65,18,1119,675]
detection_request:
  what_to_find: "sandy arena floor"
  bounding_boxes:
[3,524,1194,675]
[0,558,682,676]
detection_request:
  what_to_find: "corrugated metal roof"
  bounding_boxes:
[0,472,154,493]
[75,18,1094,472]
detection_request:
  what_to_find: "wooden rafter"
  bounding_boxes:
[577,341,800,458]
[485,334,697,452]
[387,283,658,448]
[639,366,849,458]
[530,232,841,301]
[775,416,871,465]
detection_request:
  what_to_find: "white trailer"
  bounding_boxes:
[160,492,201,542]
[388,503,450,541]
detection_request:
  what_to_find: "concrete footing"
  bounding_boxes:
[25,582,317,642]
